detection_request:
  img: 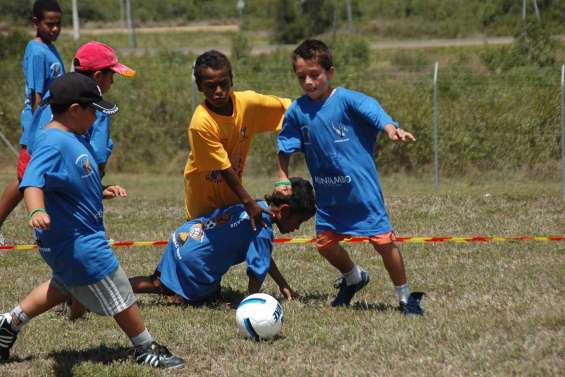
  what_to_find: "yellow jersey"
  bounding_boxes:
[184,90,291,219]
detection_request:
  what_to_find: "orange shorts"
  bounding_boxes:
[17,146,31,181]
[315,230,397,250]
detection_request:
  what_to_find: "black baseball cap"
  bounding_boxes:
[49,72,119,115]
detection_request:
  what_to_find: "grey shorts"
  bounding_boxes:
[50,266,136,316]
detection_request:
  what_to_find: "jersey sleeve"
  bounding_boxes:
[26,51,48,94]
[277,104,303,155]
[189,118,231,172]
[87,114,112,165]
[244,92,292,134]
[245,226,274,282]
[347,91,398,132]
[20,144,64,191]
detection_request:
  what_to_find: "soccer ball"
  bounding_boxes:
[235,293,284,340]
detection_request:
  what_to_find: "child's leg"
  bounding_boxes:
[17,280,69,320]
[113,303,148,339]
[372,241,423,314]
[317,243,354,274]
[372,242,407,287]
[0,179,23,227]
[1,280,68,361]
[316,237,370,307]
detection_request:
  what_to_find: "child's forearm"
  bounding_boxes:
[268,258,290,290]
[220,167,253,204]
[24,187,46,212]
[277,153,291,180]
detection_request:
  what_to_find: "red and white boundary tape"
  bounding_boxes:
[0,236,564,251]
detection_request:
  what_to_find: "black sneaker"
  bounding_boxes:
[331,270,370,307]
[0,314,18,362]
[134,341,185,369]
[399,292,425,316]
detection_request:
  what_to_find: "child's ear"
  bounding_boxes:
[31,17,39,26]
[327,66,335,80]
[279,204,290,220]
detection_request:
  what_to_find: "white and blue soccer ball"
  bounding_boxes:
[235,293,284,340]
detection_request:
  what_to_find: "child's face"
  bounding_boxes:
[275,206,308,234]
[293,58,334,101]
[69,103,97,134]
[94,71,115,94]
[33,11,62,43]
[197,66,233,110]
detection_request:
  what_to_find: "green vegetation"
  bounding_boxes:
[0,172,563,376]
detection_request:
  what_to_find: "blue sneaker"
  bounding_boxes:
[399,292,425,316]
[331,270,370,307]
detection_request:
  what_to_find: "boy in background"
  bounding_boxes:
[184,50,291,230]
[0,73,185,369]
[0,0,64,244]
[275,40,424,314]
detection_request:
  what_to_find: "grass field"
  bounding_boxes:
[0,172,563,376]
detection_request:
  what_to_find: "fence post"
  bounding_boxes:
[433,62,439,192]
[126,0,136,48]
[71,0,80,42]
[560,64,565,200]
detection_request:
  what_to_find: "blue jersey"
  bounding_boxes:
[27,100,113,166]
[20,128,118,286]
[157,201,273,302]
[278,87,397,236]
[20,40,64,146]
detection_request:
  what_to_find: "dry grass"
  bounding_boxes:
[0,172,563,377]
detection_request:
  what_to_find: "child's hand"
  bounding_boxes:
[103,185,128,199]
[245,201,269,231]
[29,211,50,230]
[273,184,292,198]
[280,286,301,301]
[385,126,416,143]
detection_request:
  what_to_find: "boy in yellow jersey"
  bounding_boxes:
[184,50,291,230]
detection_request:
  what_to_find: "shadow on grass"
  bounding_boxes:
[350,301,399,312]
[49,344,131,377]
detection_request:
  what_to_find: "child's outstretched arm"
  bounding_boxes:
[383,124,416,143]
[220,167,267,231]
[24,187,50,230]
[268,258,300,301]
[274,153,292,197]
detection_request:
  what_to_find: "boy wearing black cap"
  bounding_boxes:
[0,73,185,369]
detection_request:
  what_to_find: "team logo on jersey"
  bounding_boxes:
[177,232,190,244]
[331,122,350,143]
[188,223,204,241]
[206,170,222,184]
[75,154,94,178]
[301,126,311,144]
[50,62,62,77]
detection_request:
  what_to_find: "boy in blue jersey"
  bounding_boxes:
[0,73,185,369]
[0,0,64,244]
[276,40,424,314]
[126,177,315,305]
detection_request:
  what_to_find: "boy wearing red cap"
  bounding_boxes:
[0,41,135,245]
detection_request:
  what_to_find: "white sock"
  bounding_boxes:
[130,328,153,348]
[395,283,411,304]
[343,265,362,286]
[8,305,30,332]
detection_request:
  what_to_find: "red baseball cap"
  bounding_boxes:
[73,41,136,78]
